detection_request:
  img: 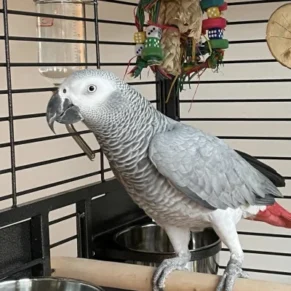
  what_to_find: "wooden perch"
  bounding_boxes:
[51,257,290,291]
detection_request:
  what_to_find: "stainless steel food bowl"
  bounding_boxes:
[0,277,104,291]
[114,223,221,274]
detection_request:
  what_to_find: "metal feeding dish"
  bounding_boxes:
[0,277,104,291]
[114,223,221,273]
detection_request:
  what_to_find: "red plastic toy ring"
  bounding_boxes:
[202,17,227,31]
[219,2,228,11]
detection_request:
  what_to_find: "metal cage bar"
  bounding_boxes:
[2,0,17,207]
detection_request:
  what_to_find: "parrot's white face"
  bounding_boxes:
[61,75,116,112]
[45,69,119,132]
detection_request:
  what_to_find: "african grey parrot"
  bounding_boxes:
[46,69,291,291]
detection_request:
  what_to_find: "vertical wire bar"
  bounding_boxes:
[93,0,105,182]
[93,1,101,68]
[3,0,17,206]
[83,3,88,68]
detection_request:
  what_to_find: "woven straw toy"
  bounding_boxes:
[266,3,291,69]
[128,0,229,94]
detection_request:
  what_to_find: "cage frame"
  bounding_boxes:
[0,0,291,283]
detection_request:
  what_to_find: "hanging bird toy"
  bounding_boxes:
[128,0,229,94]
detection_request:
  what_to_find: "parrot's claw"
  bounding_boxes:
[152,253,190,291]
[216,258,249,291]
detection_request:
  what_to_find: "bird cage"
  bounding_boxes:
[0,0,290,289]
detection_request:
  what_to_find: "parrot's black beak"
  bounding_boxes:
[46,90,83,134]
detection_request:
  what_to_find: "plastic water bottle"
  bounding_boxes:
[34,0,92,85]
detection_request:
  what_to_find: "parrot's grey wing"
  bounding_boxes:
[235,149,285,187]
[148,124,283,210]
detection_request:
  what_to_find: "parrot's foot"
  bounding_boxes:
[216,258,249,291]
[152,252,190,291]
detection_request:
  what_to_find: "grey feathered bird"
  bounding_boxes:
[46,69,291,291]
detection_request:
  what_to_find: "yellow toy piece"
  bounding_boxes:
[134,31,146,44]
[206,7,220,18]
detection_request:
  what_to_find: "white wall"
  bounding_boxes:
[0,0,290,285]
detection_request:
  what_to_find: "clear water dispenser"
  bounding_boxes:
[34,0,91,86]
[34,0,95,161]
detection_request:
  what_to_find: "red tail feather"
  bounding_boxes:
[252,202,291,228]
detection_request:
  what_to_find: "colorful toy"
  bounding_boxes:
[128,0,229,95]
[142,25,163,64]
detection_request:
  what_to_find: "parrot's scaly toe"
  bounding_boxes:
[152,253,190,291]
[216,258,248,291]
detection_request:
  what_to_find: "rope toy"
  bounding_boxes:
[127,0,229,95]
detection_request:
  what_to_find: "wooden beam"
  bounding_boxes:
[51,257,291,291]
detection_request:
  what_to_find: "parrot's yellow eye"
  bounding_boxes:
[88,85,97,93]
